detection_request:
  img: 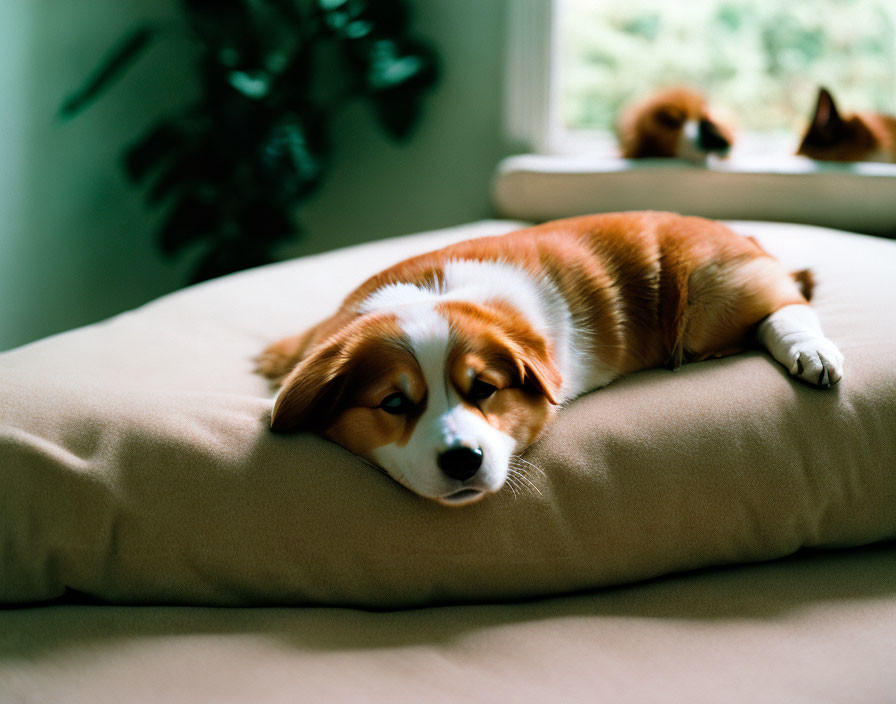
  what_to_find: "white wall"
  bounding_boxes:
[0,0,512,351]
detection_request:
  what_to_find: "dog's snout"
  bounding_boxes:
[698,118,730,153]
[437,446,483,481]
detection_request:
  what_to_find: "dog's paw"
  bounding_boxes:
[254,350,289,381]
[254,333,311,383]
[784,337,844,388]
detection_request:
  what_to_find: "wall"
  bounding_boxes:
[299,0,514,255]
[0,0,511,351]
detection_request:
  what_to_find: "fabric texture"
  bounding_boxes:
[1,218,895,608]
[3,544,895,703]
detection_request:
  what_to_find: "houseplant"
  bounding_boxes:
[61,0,439,282]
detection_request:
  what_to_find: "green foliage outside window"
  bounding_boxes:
[559,0,896,134]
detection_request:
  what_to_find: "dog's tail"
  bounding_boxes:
[791,268,815,301]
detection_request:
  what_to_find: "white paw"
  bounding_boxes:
[784,337,844,388]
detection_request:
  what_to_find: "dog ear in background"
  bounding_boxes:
[617,87,735,162]
[797,87,896,163]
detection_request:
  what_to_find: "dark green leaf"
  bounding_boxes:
[182,0,258,66]
[366,39,437,92]
[259,114,327,201]
[189,239,272,283]
[58,24,156,119]
[146,156,196,205]
[227,70,272,99]
[365,39,438,139]
[318,0,408,37]
[263,0,304,26]
[158,194,220,256]
[144,141,223,206]
[372,88,423,139]
[123,121,187,182]
[237,200,296,244]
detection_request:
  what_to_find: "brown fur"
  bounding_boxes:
[441,302,558,449]
[268,292,560,459]
[269,314,413,430]
[260,211,808,462]
[439,300,562,404]
[617,87,734,159]
[797,87,896,162]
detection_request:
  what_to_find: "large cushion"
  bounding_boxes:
[3,545,896,703]
[1,218,895,608]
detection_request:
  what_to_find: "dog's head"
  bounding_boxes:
[796,87,881,162]
[618,87,734,161]
[270,300,561,505]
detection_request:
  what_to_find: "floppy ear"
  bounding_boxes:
[519,352,562,405]
[486,306,564,405]
[270,336,352,432]
[504,332,562,405]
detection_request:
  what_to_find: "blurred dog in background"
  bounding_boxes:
[617,87,734,161]
[797,87,896,163]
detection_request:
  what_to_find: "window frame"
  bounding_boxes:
[504,0,618,156]
[503,0,556,154]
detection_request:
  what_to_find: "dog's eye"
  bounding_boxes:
[469,379,498,400]
[379,392,411,414]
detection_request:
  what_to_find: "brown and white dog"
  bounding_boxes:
[258,212,843,506]
[617,87,734,161]
[797,87,896,163]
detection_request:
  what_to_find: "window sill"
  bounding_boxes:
[492,154,896,236]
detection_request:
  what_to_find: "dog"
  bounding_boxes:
[258,212,843,506]
[797,87,896,162]
[617,87,734,161]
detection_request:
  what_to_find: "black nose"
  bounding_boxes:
[437,447,483,481]
[698,118,730,153]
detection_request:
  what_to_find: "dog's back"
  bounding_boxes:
[262,212,809,395]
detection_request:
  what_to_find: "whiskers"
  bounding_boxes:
[504,455,544,501]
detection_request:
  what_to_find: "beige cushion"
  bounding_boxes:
[3,545,896,703]
[1,218,894,607]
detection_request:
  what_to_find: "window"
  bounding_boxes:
[508,0,896,158]
[497,0,896,236]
